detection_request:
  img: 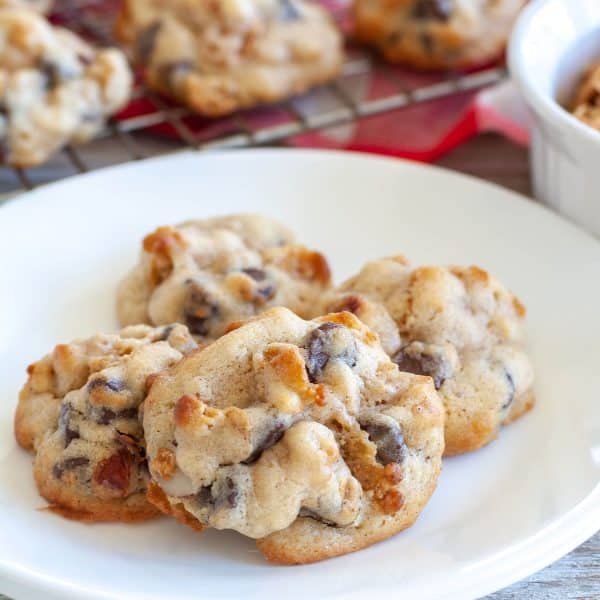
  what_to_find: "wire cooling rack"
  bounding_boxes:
[0,0,507,193]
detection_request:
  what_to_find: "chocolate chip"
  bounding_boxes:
[279,0,301,21]
[39,60,76,89]
[157,60,194,91]
[224,477,238,508]
[58,403,79,448]
[96,406,138,425]
[242,268,267,281]
[420,32,435,55]
[183,280,220,336]
[392,344,452,389]
[136,22,161,63]
[256,284,276,301]
[53,456,89,479]
[305,323,358,383]
[198,477,239,511]
[243,422,285,464]
[87,377,126,394]
[197,485,213,508]
[359,414,406,465]
[501,370,516,410]
[241,268,277,302]
[156,324,174,341]
[93,448,133,493]
[413,0,453,20]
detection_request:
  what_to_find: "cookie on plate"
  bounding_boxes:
[0,7,132,167]
[353,0,526,71]
[116,0,343,116]
[143,307,445,564]
[117,214,332,341]
[326,256,534,455]
[15,324,197,522]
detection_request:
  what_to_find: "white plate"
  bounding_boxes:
[1,149,599,600]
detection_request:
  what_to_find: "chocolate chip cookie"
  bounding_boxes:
[15,324,197,522]
[0,7,132,166]
[325,256,534,455]
[117,214,332,342]
[116,0,343,116]
[354,0,526,70]
[143,307,445,564]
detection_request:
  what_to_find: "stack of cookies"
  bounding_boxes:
[0,0,528,167]
[14,213,534,564]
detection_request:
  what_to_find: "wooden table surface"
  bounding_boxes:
[1,133,598,599]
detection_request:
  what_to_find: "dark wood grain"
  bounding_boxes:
[436,132,532,196]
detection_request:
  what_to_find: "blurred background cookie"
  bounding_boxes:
[353,0,526,70]
[117,214,332,341]
[0,6,132,166]
[116,0,343,116]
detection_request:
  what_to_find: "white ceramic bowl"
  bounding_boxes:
[509,0,600,237]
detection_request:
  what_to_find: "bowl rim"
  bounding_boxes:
[508,0,600,145]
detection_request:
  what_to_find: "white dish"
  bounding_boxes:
[509,0,600,237]
[1,149,599,600]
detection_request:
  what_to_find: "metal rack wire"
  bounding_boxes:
[1,1,507,193]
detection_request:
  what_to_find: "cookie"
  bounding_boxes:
[116,0,343,116]
[354,0,526,71]
[117,214,332,341]
[571,62,600,131]
[15,324,197,522]
[330,256,534,455]
[0,7,132,166]
[143,307,445,564]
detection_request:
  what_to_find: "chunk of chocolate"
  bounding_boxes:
[359,414,406,465]
[95,406,139,425]
[53,456,90,479]
[183,280,220,337]
[58,403,79,448]
[243,422,286,464]
[305,322,358,383]
[413,0,453,20]
[241,268,277,302]
[136,22,161,63]
[197,476,239,511]
[392,343,453,389]
[87,377,126,394]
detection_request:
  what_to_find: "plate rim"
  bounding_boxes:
[1,147,599,248]
[1,148,599,600]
